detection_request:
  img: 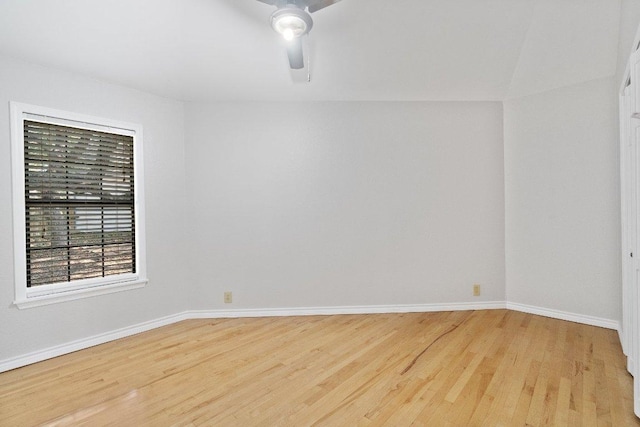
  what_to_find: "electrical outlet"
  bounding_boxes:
[224,291,232,304]
[473,284,481,297]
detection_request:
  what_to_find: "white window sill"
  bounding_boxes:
[14,279,148,309]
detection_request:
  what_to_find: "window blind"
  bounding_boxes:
[23,120,136,287]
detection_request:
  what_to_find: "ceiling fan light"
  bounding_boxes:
[282,28,295,41]
[270,7,313,40]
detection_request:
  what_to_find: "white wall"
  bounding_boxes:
[616,0,640,87]
[504,77,620,321]
[184,102,505,310]
[0,55,188,360]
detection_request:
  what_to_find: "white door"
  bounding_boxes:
[632,116,640,417]
[629,47,640,418]
[621,85,634,375]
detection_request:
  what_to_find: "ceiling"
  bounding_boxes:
[0,0,620,102]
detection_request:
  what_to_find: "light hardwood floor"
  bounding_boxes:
[0,310,637,426]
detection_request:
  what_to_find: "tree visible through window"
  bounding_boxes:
[23,120,136,287]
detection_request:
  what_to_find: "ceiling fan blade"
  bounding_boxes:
[286,38,304,69]
[255,0,279,5]
[307,0,341,13]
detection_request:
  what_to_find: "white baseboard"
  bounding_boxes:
[0,312,189,373]
[189,301,507,319]
[505,302,619,330]
[1,300,620,373]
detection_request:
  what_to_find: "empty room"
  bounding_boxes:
[2,0,640,425]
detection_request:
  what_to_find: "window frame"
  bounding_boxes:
[10,102,147,309]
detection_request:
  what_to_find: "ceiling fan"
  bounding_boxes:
[256,0,342,69]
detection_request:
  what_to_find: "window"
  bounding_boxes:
[10,103,147,308]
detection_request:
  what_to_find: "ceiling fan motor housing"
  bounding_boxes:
[259,0,341,70]
[270,5,313,39]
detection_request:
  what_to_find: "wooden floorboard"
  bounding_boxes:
[0,310,637,426]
